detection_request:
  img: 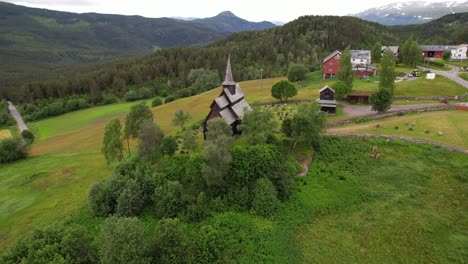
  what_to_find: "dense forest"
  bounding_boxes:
[1,13,467,121]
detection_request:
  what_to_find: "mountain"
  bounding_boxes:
[353,0,468,25]
[0,2,274,87]
[192,11,277,32]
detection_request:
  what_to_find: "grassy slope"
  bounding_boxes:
[1,73,466,250]
[0,129,12,140]
[459,73,468,81]
[330,110,468,148]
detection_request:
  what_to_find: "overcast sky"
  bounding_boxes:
[2,0,449,22]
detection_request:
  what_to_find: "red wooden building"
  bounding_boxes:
[421,45,454,58]
[203,56,251,139]
[322,50,341,80]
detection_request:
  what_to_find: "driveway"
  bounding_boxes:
[7,101,28,132]
[418,65,468,88]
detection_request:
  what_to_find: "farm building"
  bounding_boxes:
[351,50,371,65]
[346,91,371,104]
[322,50,341,80]
[421,45,454,58]
[316,86,336,114]
[203,55,251,139]
[382,46,399,57]
[354,64,377,78]
[450,44,467,60]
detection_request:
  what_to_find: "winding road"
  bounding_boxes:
[418,65,468,88]
[7,101,28,132]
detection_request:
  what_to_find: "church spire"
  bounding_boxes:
[222,54,236,86]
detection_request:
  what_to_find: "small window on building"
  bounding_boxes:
[360,59,363,62]
[460,49,463,52]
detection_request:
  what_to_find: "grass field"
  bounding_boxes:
[290,137,467,263]
[0,129,12,140]
[0,152,110,248]
[328,110,468,149]
[459,73,468,81]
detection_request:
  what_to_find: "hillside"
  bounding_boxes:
[354,0,468,25]
[0,2,274,87]
[192,11,276,32]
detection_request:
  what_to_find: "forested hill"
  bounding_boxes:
[0,2,274,87]
[2,13,466,104]
[390,12,468,44]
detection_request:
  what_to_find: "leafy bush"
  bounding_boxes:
[116,179,145,217]
[151,218,188,264]
[153,180,184,218]
[151,97,163,107]
[21,130,34,144]
[332,81,348,100]
[165,95,177,104]
[124,90,140,101]
[0,138,27,163]
[429,60,445,68]
[287,63,308,82]
[252,178,280,217]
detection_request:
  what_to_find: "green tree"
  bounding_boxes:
[287,63,308,82]
[172,109,191,131]
[21,130,35,144]
[152,97,164,107]
[182,129,198,153]
[116,179,145,217]
[401,36,422,67]
[0,137,28,164]
[337,47,354,92]
[252,178,280,217]
[161,136,178,156]
[124,102,153,156]
[202,118,233,187]
[271,80,297,103]
[187,68,220,92]
[371,41,382,63]
[285,102,326,150]
[60,225,98,264]
[332,81,348,100]
[442,51,451,61]
[138,120,165,162]
[193,225,222,263]
[102,118,125,165]
[153,180,184,218]
[379,49,396,92]
[239,107,277,145]
[370,88,393,113]
[98,217,150,264]
[152,218,187,264]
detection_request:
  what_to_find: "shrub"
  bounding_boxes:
[165,96,177,104]
[0,138,27,163]
[21,130,35,144]
[287,63,308,82]
[153,180,184,218]
[429,60,445,68]
[116,179,145,217]
[102,93,118,105]
[151,97,164,107]
[332,81,348,100]
[252,178,280,217]
[124,90,140,101]
[151,218,187,264]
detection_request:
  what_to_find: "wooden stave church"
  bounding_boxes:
[203,56,251,139]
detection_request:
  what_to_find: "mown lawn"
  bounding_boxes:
[459,73,468,81]
[0,129,12,140]
[0,152,110,248]
[329,110,468,149]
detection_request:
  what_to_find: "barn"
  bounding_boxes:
[316,85,337,114]
[322,50,341,80]
[346,91,372,104]
[203,56,251,139]
[421,45,454,58]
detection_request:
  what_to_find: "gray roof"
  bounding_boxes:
[354,65,377,70]
[223,84,245,103]
[351,50,371,60]
[214,95,229,109]
[382,46,399,54]
[323,50,342,63]
[219,108,237,125]
[231,98,251,118]
[319,85,335,93]
[420,45,455,52]
[222,54,236,86]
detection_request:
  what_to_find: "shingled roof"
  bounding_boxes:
[323,50,342,63]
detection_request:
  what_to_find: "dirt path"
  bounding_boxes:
[7,101,28,132]
[326,133,468,154]
[327,111,448,133]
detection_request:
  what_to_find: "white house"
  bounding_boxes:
[350,50,371,66]
[451,44,467,61]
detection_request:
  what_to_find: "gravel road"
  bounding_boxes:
[7,101,28,132]
[418,65,468,88]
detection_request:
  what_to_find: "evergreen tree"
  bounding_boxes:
[101,118,125,165]
[337,47,354,92]
[379,50,396,92]
[371,41,382,64]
